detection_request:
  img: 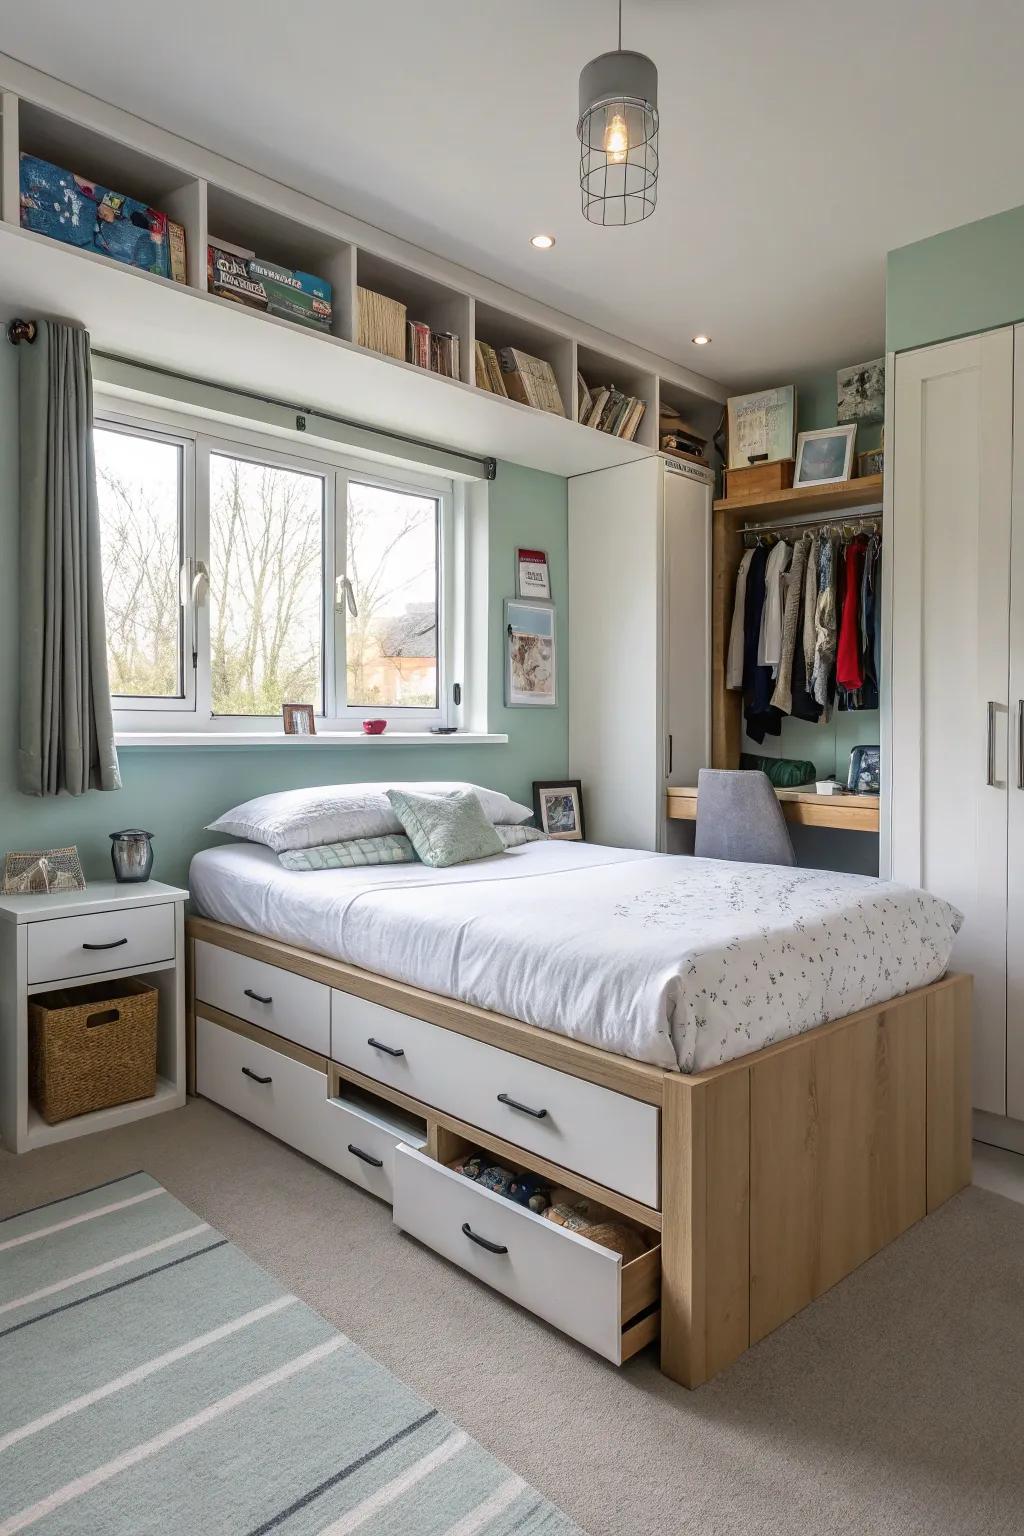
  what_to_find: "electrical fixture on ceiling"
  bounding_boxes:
[530,234,556,249]
[577,0,659,227]
[692,335,711,346]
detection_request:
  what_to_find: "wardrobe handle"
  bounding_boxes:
[461,1221,508,1255]
[347,1144,384,1168]
[367,1037,405,1058]
[1018,701,1024,791]
[986,701,997,787]
[497,1092,548,1119]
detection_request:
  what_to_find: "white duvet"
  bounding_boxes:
[189,840,962,1073]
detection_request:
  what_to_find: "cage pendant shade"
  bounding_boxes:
[577,49,658,226]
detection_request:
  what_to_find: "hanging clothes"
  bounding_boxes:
[742,543,782,744]
[811,532,840,717]
[771,535,810,716]
[836,536,868,692]
[802,531,818,681]
[758,538,791,675]
[726,547,754,689]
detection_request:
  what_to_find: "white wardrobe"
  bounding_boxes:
[568,454,712,850]
[890,324,1024,1124]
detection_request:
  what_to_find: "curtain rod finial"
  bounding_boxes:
[7,318,37,346]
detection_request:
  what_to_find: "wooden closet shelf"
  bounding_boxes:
[667,786,880,833]
[713,474,883,520]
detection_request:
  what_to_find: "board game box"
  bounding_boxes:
[207,245,332,331]
[19,152,180,280]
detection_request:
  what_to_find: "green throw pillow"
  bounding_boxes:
[385,787,504,868]
[279,834,416,870]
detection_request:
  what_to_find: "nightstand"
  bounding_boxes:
[0,880,188,1153]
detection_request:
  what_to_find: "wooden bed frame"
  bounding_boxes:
[186,915,972,1388]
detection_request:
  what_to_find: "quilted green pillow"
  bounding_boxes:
[385,787,504,868]
[279,834,416,870]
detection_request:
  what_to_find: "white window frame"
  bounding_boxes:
[95,397,456,735]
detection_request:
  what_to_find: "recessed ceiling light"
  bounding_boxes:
[692,334,711,346]
[530,234,556,249]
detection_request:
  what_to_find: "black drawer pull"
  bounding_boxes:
[82,937,128,951]
[347,1144,384,1168]
[242,1067,272,1084]
[244,988,273,1005]
[497,1092,547,1120]
[367,1037,405,1058]
[461,1221,508,1255]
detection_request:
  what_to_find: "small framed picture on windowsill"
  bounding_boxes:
[282,703,316,736]
[533,780,585,841]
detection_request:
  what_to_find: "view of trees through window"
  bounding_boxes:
[95,424,444,718]
[209,454,324,716]
[346,482,439,710]
[95,427,183,699]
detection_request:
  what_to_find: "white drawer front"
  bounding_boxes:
[27,903,175,985]
[324,1097,426,1204]
[393,1146,625,1363]
[196,1016,422,1201]
[332,991,659,1208]
[195,941,330,1056]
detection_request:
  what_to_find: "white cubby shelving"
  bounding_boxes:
[0,52,725,478]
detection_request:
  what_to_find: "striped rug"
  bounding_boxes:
[0,1172,583,1535]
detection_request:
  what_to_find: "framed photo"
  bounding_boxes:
[516,547,550,600]
[282,702,316,736]
[837,358,885,426]
[793,425,857,488]
[505,599,557,707]
[726,385,797,471]
[857,447,884,478]
[533,780,585,841]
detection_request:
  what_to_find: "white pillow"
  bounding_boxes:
[207,781,533,853]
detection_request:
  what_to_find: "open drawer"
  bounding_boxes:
[392,1144,659,1365]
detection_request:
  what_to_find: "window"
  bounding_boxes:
[94,425,187,705]
[94,403,457,733]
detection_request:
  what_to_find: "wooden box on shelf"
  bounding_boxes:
[725,459,794,500]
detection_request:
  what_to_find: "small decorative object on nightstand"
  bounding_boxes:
[533,780,585,840]
[3,846,86,895]
[0,879,188,1153]
[110,829,155,883]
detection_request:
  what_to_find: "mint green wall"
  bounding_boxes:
[887,203,1024,353]
[0,337,569,888]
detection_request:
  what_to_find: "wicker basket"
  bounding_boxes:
[28,977,158,1125]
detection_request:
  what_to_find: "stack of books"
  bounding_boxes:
[577,372,646,441]
[659,407,708,463]
[497,348,565,416]
[405,320,461,378]
[474,341,508,397]
[357,286,407,361]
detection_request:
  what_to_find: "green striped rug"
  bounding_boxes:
[0,1173,583,1535]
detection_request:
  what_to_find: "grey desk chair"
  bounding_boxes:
[693,769,797,866]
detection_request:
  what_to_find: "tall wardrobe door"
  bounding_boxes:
[1005,325,1024,1121]
[663,466,711,798]
[890,328,1013,1115]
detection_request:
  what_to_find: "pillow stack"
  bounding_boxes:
[208,781,543,871]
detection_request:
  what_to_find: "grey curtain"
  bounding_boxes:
[18,320,121,796]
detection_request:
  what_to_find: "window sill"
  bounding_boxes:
[114,730,509,748]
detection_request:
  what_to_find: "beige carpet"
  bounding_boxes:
[3,1099,1023,1536]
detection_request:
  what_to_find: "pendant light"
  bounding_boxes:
[577,0,659,226]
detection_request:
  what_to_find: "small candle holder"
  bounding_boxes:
[109,829,155,883]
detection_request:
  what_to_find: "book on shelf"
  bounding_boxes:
[407,319,430,369]
[578,374,647,440]
[498,348,565,416]
[430,330,460,379]
[474,340,508,397]
[659,408,707,460]
[577,370,593,422]
[167,219,187,284]
[357,286,407,360]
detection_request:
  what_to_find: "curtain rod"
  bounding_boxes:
[6,318,498,480]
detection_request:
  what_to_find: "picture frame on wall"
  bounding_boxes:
[516,547,550,599]
[793,425,857,487]
[504,599,557,707]
[726,385,797,471]
[533,780,585,841]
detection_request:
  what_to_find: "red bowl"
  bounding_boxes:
[362,719,388,735]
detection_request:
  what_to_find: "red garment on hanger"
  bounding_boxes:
[836,537,867,691]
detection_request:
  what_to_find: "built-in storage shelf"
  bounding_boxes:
[0,59,723,477]
[667,786,880,833]
[714,474,884,520]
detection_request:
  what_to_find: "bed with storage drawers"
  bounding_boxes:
[186,881,972,1387]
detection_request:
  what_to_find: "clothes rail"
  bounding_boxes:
[740,508,882,543]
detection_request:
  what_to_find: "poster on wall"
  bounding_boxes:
[505,599,557,707]
[516,547,550,599]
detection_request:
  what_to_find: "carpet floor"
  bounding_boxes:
[3,1099,1023,1536]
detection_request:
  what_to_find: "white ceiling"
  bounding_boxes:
[4,0,1024,388]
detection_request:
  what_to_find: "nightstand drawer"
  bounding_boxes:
[26,903,176,985]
